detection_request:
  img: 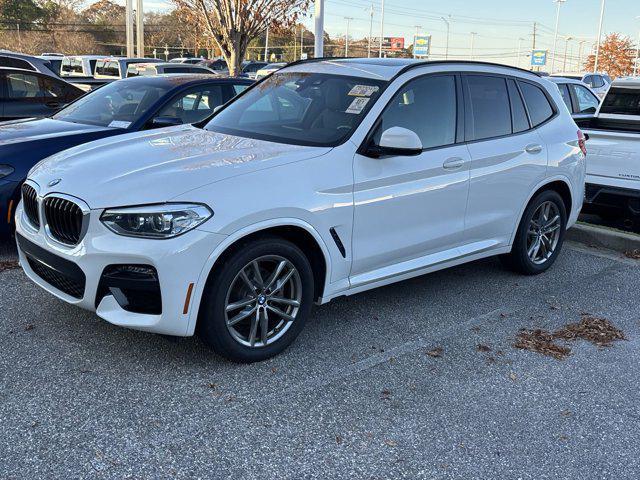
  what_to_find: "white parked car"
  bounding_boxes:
[574,77,640,218]
[547,77,601,121]
[254,62,287,80]
[551,72,611,99]
[15,59,586,362]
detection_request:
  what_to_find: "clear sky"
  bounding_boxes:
[119,0,640,68]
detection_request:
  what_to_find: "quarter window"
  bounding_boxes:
[375,75,457,149]
[518,81,554,127]
[466,75,511,140]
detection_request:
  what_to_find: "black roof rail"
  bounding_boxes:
[281,57,542,79]
[393,59,542,78]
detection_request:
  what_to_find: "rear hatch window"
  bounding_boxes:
[600,87,640,115]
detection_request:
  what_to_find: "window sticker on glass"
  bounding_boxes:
[108,120,132,129]
[348,85,380,97]
[346,97,370,114]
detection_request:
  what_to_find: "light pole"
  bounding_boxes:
[379,0,385,58]
[470,32,478,60]
[563,36,573,72]
[300,26,304,59]
[135,0,144,57]
[367,3,374,58]
[344,17,353,57]
[441,16,451,59]
[634,16,640,76]
[517,37,525,68]
[314,0,324,58]
[551,0,566,74]
[125,0,134,57]
[577,40,586,72]
[594,0,606,73]
[264,25,269,62]
[412,25,422,59]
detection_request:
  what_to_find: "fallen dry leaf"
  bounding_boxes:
[509,372,517,381]
[514,328,571,360]
[0,260,19,273]
[380,388,392,400]
[514,315,625,359]
[553,315,625,347]
[476,344,492,353]
[426,347,443,358]
[384,439,397,447]
[335,435,343,445]
[24,324,34,331]
[624,249,640,260]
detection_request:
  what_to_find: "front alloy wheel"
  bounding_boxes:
[225,256,302,348]
[198,237,314,363]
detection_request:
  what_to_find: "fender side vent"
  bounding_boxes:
[329,227,346,258]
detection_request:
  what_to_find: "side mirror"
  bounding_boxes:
[367,127,423,157]
[151,116,183,128]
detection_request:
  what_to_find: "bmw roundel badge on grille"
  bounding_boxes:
[48,178,62,187]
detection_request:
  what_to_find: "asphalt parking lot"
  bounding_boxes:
[1,237,640,479]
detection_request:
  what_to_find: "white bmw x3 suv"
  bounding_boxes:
[15,59,586,362]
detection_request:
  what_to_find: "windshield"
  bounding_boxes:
[53,81,171,128]
[205,72,386,147]
[600,87,640,116]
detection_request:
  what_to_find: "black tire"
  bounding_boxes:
[501,190,567,275]
[198,236,314,363]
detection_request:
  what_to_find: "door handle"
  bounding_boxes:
[525,144,543,154]
[443,157,465,170]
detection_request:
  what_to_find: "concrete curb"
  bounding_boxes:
[566,223,640,254]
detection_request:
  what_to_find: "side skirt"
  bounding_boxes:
[318,241,511,304]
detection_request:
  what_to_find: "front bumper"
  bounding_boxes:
[15,200,226,336]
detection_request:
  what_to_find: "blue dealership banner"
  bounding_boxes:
[531,50,547,66]
[414,35,431,57]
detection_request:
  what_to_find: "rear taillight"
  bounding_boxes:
[577,130,587,156]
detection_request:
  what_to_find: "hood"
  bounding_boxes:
[28,125,331,208]
[0,118,111,146]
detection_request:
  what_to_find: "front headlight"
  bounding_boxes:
[100,203,212,239]
[0,164,15,179]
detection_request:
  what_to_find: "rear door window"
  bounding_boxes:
[6,73,43,98]
[557,83,573,112]
[96,61,120,78]
[156,85,226,124]
[507,79,530,132]
[518,81,554,126]
[571,84,599,114]
[0,56,35,71]
[465,75,511,140]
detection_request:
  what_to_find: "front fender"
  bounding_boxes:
[185,217,337,336]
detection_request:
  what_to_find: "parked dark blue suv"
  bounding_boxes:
[0,74,252,236]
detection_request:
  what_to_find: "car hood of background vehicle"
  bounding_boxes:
[0,118,111,146]
[29,125,332,208]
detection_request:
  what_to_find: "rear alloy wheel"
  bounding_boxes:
[199,237,314,362]
[502,190,567,275]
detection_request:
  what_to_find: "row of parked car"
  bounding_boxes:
[1,56,638,363]
[0,50,289,121]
